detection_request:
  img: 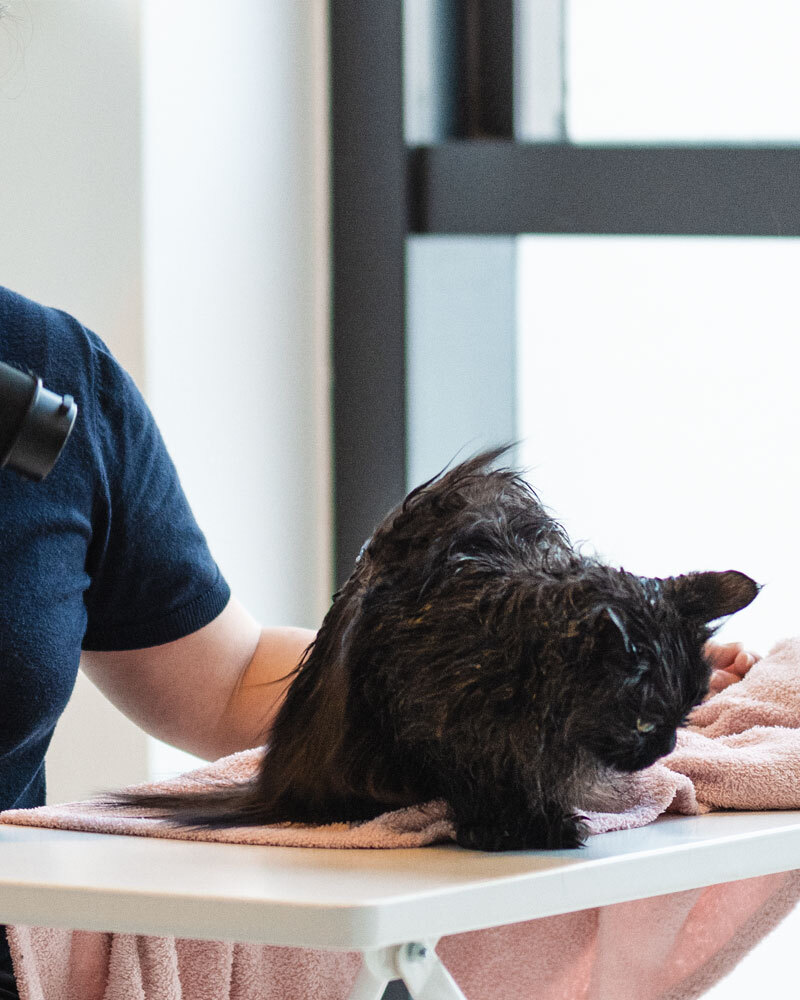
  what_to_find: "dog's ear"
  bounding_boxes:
[662,570,760,623]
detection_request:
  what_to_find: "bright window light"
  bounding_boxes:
[517,235,800,653]
[517,0,800,143]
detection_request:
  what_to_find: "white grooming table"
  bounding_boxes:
[1,811,800,999]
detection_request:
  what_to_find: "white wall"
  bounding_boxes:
[0,1,143,375]
[0,0,330,800]
[140,0,331,780]
[141,0,330,630]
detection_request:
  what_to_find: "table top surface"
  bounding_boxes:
[1,810,800,950]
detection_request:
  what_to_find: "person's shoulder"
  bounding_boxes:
[0,283,74,325]
[0,284,118,383]
[0,283,98,342]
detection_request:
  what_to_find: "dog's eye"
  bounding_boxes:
[636,718,655,734]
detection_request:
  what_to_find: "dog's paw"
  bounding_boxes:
[455,822,527,852]
[454,812,588,852]
[549,812,589,849]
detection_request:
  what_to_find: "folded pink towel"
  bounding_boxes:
[4,638,800,999]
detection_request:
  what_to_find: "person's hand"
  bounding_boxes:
[704,640,761,694]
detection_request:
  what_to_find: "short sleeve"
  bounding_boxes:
[81,334,230,650]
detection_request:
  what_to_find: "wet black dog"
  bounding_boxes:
[114,448,758,850]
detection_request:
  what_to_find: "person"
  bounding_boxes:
[0,284,312,998]
[706,641,759,693]
[0,283,761,998]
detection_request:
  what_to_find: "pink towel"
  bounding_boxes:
[4,637,800,999]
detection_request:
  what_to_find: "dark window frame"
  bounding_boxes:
[330,0,800,584]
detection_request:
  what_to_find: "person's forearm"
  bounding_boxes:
[81,600,315,762]
[212,626,315,757]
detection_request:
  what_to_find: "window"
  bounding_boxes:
[330,9,800,995]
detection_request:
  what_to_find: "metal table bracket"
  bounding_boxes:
[347,939,468,1000]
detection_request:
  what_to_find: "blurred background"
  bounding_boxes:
[1,4,799,995]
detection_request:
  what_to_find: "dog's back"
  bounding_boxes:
[356,447,574,597]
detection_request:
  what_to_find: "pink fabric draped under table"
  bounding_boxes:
[4,638,800,999]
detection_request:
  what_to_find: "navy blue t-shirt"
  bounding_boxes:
[0,287,230,980]
[0,285,231,812]
[0,286,232,980]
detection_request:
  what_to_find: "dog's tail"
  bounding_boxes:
[101,778,267,829]
[101,577,379,829]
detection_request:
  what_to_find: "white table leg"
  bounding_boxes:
[347,941,468,1000]
[394,941,467,1000]
[346,946,395,1000]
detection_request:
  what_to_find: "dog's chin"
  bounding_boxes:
[602,734,679,773]
[613,755,661,774]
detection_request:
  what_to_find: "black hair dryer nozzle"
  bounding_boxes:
[0,361,78,481]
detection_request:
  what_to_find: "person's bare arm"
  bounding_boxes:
[80,598,314,760]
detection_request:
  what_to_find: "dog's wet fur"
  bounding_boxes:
[111,448,759,850]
